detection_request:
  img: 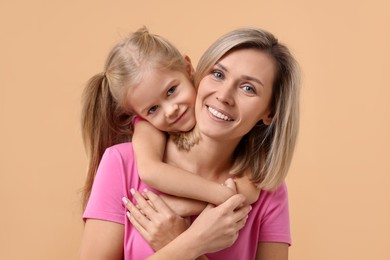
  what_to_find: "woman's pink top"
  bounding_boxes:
[83,143,291,260]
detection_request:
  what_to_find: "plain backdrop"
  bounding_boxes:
[1,0,389,259]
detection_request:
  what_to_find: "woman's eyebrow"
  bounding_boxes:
[216,62,264,87]
[242,75,264,87]
[215,63,228,71]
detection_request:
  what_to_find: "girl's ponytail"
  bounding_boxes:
[81,72,132,209]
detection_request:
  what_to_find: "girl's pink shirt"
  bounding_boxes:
[83,143,291,260]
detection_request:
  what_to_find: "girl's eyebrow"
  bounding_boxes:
[140,102,155,115]
[139,78,176,115]
[215,63,264,87]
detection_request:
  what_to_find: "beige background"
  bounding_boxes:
[1,0,389,259]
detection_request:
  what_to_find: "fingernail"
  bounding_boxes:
[143,188,148,192]
[122,197,129,205]
[249,206,252,211]
[126,211,131,218]
[130,188,135,195]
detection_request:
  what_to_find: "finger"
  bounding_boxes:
[136,204,147,216]
[131,189,157,220]
[127,211,150,242]
[224,178,237,193]
[143,190,175,216]
[236,215,249,230]
[220,194,246,211]
[232,204,251,223]
[123,197,152,228]
[140,190,157,210]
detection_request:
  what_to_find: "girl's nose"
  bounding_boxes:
[165,103,179,118]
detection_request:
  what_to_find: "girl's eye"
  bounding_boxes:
[212,70,224,79]
[242,85,256,94]
[148,105,158,115]
[167,86,177,96]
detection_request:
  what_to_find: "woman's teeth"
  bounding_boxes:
[207,106,232,121]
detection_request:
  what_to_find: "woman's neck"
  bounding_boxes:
[165,134,240,182]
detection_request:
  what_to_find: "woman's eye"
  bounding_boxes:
[212,70,224,79]
[167,86,177,96]
[148,105,158,115]
[242,85,256,94]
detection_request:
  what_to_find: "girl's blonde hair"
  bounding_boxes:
[195,27,301,190]
[81,27,188,209]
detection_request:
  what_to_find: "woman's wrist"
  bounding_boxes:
[150,229,203,260]
[176,228,205,259]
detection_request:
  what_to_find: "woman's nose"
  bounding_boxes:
[216,84,235,106]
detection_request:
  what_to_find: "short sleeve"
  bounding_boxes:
[258,182,291,245]
[131,115,145,131]
[83,147,126,225]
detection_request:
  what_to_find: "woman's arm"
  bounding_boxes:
[256,242,289,260]
[80,219,124,260]
[124,190,250,259]
[80,146,129,259]
[133,120,234,205]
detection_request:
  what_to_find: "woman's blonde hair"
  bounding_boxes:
[81,27,188,209]
[195,27,300,190]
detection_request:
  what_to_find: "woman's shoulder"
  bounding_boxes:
[251,182,288,213]
[106,142,133,154]
[103,142,135,163]
[259,182,288,203]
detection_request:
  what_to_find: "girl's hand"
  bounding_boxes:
[224,177,238,193]
[123,189,190,251]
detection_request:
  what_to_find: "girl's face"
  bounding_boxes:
[126,68,196,132]
[195,48,275,142]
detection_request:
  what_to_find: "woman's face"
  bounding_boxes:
[195,48,275,142]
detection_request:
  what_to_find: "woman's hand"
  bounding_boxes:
[146,193,252,260]
[185,193,251,254]
[123,189,190,251]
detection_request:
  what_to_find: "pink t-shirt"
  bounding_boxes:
[83,143,291,260]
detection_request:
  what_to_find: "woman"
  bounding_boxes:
[80,27,300,259]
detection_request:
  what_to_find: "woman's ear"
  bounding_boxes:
[183,55,195,79]
[263,113,273,125]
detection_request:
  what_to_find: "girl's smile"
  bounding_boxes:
[127,68,196,133]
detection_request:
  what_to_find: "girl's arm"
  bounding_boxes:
[80,219,124,260]
[157,175,259,217]
[132,120,235,205]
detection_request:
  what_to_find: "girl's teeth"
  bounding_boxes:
[208,106,232,121]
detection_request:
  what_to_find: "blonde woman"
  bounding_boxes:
[81,27,300,260]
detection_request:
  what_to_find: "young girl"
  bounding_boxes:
[81,27,259,215]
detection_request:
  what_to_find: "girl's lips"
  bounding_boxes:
[170,109,187,125]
